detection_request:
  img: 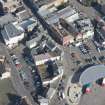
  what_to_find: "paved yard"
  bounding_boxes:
[79,84,105,105]
[0,79,17,105]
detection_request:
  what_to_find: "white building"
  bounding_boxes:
[34,52,60,66]
[1,23,24,49]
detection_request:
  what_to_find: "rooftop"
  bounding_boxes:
[59,18,79,36]
[75,18,94,32]
[1,23,23,41]
[46,6,77,24]
[34,52,60,62]
[53,22,70,37]
[15,8,32,21]
[20,17,37,29]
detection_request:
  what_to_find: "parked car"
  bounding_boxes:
[92,56,97,61]
[10,53,21,68]
[79,44,89,54]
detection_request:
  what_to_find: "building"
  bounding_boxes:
[45,6,79,24]
[19,17,38,32]
[49,17,94,46]
[94,16,105,45]
[50,21,74,45]
[1,23,24,48]
[75,18,94,40]
[26,35,42,49]
[45,40,56,51]
[34,52,60,66]
[14,6,32,22]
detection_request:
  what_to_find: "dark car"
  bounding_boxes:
[79,44,89,54]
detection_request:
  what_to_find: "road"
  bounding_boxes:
[0,42,37,105]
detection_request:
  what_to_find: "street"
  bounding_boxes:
[0,42,37,105]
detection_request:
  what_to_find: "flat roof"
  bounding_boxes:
[79,65,105,85]
[46,6,77,24]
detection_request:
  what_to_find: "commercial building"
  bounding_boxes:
[45,6,79,24]
[14,6,32,22]
[50,17,94,46]
[26,35,42,49]
[1,23,24,48]
[34,52,60,66]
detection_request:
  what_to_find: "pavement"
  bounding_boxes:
[0,42,37,105]
[79,84,105,105]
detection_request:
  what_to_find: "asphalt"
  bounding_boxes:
[0,42,37,105]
